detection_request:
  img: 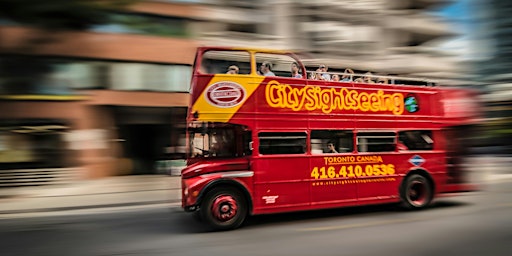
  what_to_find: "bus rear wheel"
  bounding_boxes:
[400,174,433,210]
[200,187,247,230]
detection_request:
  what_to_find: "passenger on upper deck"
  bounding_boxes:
[318,64,331,81]
[226,65,239,74]
[259,61,275,76]
[363,72,375,84]
[291,62,302,78]
[310,68,321,80]
[341,68,354,82]
[332,74,340,82]
[377,77,389,84]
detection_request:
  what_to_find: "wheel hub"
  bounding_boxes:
[212,195,238,221]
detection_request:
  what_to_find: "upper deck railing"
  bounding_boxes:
[195,46,439,87]
[304,70,436,86]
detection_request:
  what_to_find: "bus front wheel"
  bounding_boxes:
[200,187,247,230]
[400,174,433,210]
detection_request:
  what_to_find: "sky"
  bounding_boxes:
[436,0,472,60]
[436,0,492,61]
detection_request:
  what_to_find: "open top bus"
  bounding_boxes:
[181,46,481,230]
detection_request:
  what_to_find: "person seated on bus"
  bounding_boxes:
[226,65,239,74]
[310,68,322,80]
[327,143,338,153]
[291,62,302,78]
[317,64,331,81]
[377,77,389,84]
[341,68,354,82]
[259,61,275,76]
[354,77,364,83]
[332,74,340,82]
[363,72,375,83]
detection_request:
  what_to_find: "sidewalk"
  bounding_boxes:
[0,175,181,218]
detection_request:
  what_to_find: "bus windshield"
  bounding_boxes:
[188,122,252,159]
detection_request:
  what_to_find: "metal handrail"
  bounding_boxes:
[306,70,434,86]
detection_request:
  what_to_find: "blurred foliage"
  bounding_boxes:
[0,0,137,30]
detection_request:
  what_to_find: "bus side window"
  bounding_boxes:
[311,130,354,154]
[255,53,302,78]
[258,132,306,155]
[357,132,395,153]
[398,130,433,150]
[201,50,251,75]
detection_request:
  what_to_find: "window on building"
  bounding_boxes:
[357,132,396,152]
[227,23,257,33]
[50,61,108,89]
[311,130,353,154]
[48,59,191,92]
[398,130,434,150]
[109,62,191,92]
[258,132,306,155]
[91,12,189,37]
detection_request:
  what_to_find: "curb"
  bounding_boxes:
[0,199,181,216]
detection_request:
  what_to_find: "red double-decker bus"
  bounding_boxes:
[181,47,480,230]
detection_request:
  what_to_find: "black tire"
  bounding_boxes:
[400,174,433,210]
[200,187,247,231]
[192,210,203,222]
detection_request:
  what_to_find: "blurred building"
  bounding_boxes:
[197,0,462,83]
[0,1,202,184]
[469,0,512,151]
[0,0,462,185]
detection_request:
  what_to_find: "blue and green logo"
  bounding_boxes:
[404,94,419,113]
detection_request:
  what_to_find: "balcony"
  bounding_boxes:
[198,31,287,49]
[384,11,455,37]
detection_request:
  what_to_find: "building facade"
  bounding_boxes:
[196,0,461,83]
[468,0,512,151]
[0,1,204,184]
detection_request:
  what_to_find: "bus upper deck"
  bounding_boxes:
[189,46,479,128]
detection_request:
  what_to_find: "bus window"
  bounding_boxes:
[398,130,434,150]
[357,132,396,152]
[310,130,354,154]
[200,50,251,75]
[258,132,307,155]
[255,53,303,78]
[188,123,250,158]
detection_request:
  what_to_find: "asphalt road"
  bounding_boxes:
[1,180,511,256]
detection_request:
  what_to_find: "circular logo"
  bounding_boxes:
[404,94,419,113]
[205,81,246,108]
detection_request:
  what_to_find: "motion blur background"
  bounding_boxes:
[0,0,510,186]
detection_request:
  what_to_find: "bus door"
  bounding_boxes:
[251,131,311,213]
[309,130,358,207]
